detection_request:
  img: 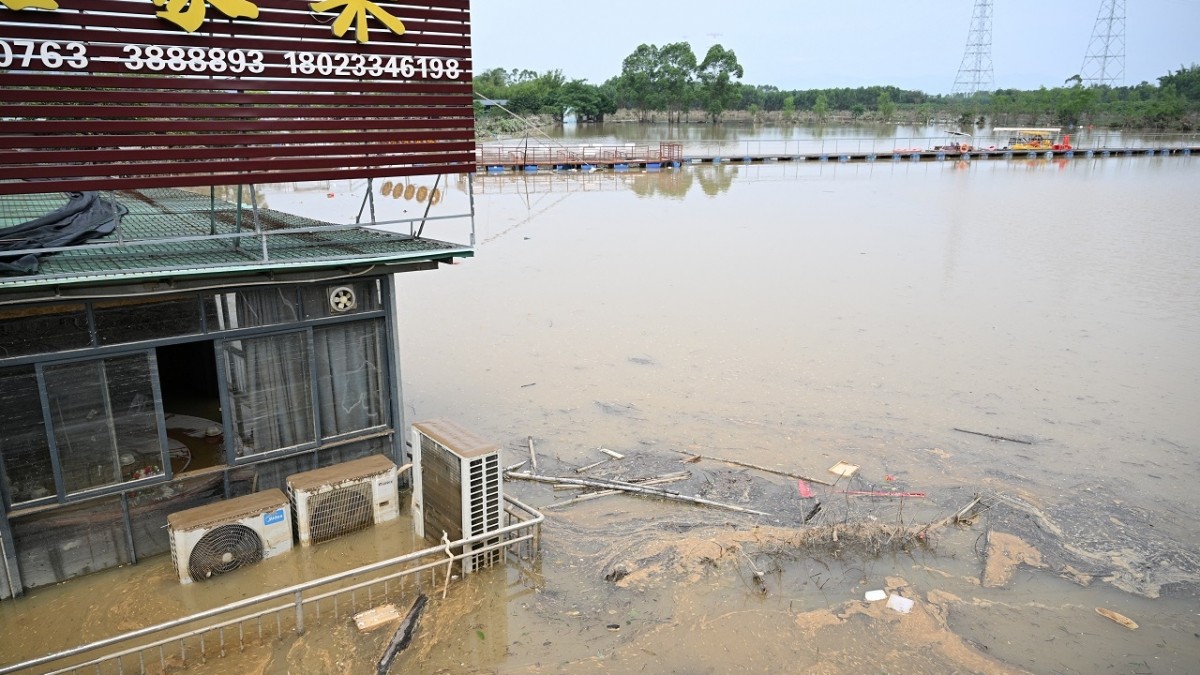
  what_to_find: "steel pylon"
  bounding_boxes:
[1080,0,1125,86]
[952,0,995,95]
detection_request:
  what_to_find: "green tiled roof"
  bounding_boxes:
[0,188,472,290]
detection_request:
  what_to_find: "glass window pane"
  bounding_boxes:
[0,304,90,358]
[107,355,166,482]
[302,280,381,320]
[314,320,390,437]
[202,294,221,332]
[94,295,202,345]
[223,332,315,457]
[44,361,114,493]
[44,354,163,494]
[211,287,300,331]
[0,366,55,504]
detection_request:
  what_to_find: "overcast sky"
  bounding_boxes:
[470,0,1199,94]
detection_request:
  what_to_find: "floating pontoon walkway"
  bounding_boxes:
[477,143,1199,173]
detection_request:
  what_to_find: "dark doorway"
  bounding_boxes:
[156,341,225,474]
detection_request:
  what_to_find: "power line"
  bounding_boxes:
[953,0,995,95]
[1080,0,1125,86]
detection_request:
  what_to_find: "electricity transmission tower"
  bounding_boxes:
[1080,0,1125,86]
[953,0,995,95]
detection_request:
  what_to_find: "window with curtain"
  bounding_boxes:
[0,366,55,504]
[213,287,300,331]
[42,354,163,495]
[223,331,316,457]
[314,319,389,438]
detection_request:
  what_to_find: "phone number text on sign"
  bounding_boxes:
[0,39,464,80]
[0,40,88,69]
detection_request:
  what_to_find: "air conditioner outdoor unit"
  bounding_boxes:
[167,489,293,585]
[411,419,504,574]
[286,454,400,546]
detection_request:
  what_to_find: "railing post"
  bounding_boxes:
[294,591,304,635]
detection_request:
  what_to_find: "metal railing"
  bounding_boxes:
[477,143,683,167]
[671,132,1200,160]
[0,496,543,675]
[478,133,1199,164]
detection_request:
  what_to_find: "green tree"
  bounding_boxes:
[915,102,933,124]
[617,44,661,121]
[988,93,1014,125]
[473,67,510,101]
[876,91,896,122]
[850,103,865,119]
[503,70,566,117]
[813,93,829,122]
[657,42,698,123]
[697,44,744,123]
[782,95,796,120]
[1055,80,1098,126]
[550,79,617,122]
[1158,64,1200,103]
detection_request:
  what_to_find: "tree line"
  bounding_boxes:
[475,42,1200,130]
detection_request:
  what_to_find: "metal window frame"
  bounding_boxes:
[32,350,171,505]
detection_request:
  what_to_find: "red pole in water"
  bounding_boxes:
[1064,134,1072,150]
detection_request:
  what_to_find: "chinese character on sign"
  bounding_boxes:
[0,0,59,10]
[153,0,260,33]
[309,0,406,43]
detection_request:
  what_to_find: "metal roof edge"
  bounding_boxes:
[0,247,474,293]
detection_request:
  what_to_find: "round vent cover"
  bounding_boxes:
[188,524,263,582]
[328,286,357,313]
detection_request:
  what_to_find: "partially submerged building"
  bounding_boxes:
[0,0,475,598]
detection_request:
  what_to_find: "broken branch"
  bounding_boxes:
[544,473,691,510]
[952,428,1033,445]
[668,448,833,486]
[506,471,771,516]
[527,436,539,472]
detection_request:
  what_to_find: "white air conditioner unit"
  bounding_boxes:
[167,489,293,585]
[286,454,400,546]
[411,419,504,574]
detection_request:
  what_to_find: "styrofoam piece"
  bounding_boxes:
[886,594,914,614]
[864,589,887,602]
[828,460,860,478]
[354,604,400,632]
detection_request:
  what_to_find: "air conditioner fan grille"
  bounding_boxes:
[188,524,264,582]
[308,483,373,543]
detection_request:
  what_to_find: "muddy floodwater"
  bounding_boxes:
[2,137,1199,674]
[389,151,1200,673]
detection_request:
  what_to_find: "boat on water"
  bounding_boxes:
[993,127,1072,151]
[928,130,974,153]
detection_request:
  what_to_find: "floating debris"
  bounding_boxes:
[952,428,1033,445]
[886,594,915,614]
[828,461,860,478]
[1095,607,1138,630]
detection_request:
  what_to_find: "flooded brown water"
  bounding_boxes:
[2,150,1199,674]
[393,153,1200,672]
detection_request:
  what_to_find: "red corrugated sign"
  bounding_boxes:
[0,0,474,194]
